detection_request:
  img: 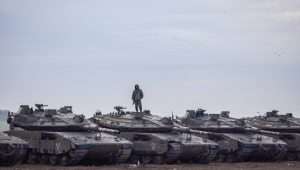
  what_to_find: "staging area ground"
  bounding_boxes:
[1,162,300,170]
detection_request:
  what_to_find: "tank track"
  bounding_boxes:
[68,149,89,165]
[205,146,218,162]
[0,146,27,166]
[272,151,286,161]
[165,142,181,163]
[297,152,300,160]
[26,148,88,166]
[250,144,287,161]
[116,146,132,163]
[286,151,300,161]
[128,153,165,164]
[215,150,244,162]
[269,145,287,161]
[194,147,213,163]
[128,142,182,164]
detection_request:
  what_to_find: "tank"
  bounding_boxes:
[7,104,132,165]
[0,132,28,166]
[245,110,300,160]
[178,109,287,162]
[91,106,218,164]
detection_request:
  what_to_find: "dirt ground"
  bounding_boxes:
[1,162,300,170]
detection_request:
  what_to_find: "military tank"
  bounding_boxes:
[7,104,132,165]
[0,132,28,166]
[91,106,218,164]
[178,109,287,162]
[245,110,300,160]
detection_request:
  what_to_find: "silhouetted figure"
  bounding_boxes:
[132,84,144,112]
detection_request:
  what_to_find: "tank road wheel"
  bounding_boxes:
[216,153,226,162]
[297,152,300,160]
[14,149,27,165]
[141,156,152,164]
[68,150,85,165]
[272,147,286,161]
[60,155,71,166]
[27,152,38,164]
[296,152,300,161]
[197,156,209,164]
[115,147,132,164]
[153,155,164,164]
[165,143,181,164]
[49,155,58,165]
[287,153,298,161]
[39,155,49,164]
[130,154,142,164]
[226,153,238,162]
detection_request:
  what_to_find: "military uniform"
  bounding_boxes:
[132,85,144,112]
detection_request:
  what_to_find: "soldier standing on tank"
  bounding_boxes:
[132,84,144,112]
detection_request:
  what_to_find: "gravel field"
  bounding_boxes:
[1,162,300,170]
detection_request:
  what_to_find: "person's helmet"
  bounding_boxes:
[135,84,139,89]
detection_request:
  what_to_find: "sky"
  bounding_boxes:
[0,0,299,118]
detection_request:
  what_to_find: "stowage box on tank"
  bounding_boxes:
[7,104,132,166]
[178,109,287,162]
[91,106,218,164]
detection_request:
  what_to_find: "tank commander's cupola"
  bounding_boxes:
[73,114,85,123]
[144,110,151,115]
[95,110,102,116]
[286,113,293,117]
[220,111,230,118]
[186,110,195,119]
[209,114,220,121]
[185,108,206,119]
[18,105,32,114]
[58,106,73,113]
[266,110,279,117]
[195,108,206,118]
[133,112,145,119]
[35,104,48,112]
[45,109,57,118]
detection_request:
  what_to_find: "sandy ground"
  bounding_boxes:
[1,162,300,170]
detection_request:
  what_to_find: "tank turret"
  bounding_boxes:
[179,108,287,162]
[91,106,218,164]
[7,104,132,165]
[8,104,115,133]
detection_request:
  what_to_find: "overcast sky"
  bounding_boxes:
[0,0,299,118]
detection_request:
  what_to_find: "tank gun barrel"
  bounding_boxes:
[172,120,214,135]
[35,104,48,108]
[172,127,212,135]
[98,127,120,134]
[245,127,280,136]
[189,128,213,135]
[83,124,120,134]
[285,119,300,126]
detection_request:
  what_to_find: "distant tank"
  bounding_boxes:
[178,109,287,162]
[7,104,132,165]
[0,132,28,166]
[245,110,300,160]
[91,106,218,164]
